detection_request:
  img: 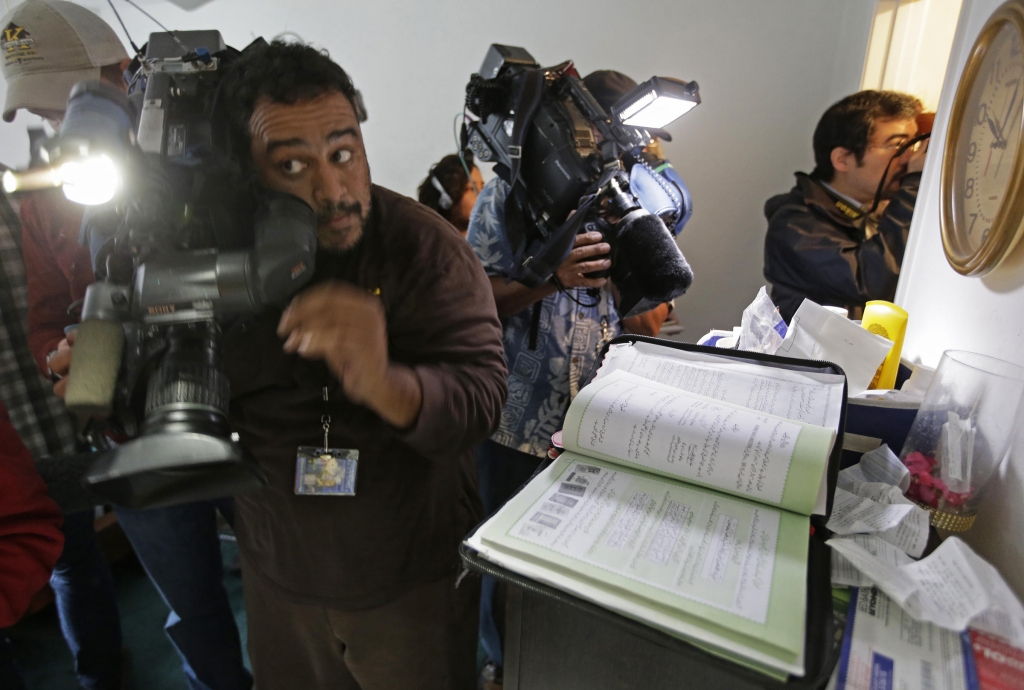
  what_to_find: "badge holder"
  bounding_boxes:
[294,385,359,496]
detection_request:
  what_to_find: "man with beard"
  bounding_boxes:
[763,90,926,322]
[213,42,507,689]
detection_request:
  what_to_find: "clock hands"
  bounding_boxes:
[987,112,1007,148]
[999,78,1019,140]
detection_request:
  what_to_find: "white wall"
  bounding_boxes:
[0,0,878,341]
[895,0,1024,596]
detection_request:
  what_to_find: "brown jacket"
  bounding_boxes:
[224,185,507,609]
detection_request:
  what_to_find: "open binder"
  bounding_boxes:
[461,335,848,688]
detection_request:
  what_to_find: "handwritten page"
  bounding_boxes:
[597,342,844,430]
[827,537,1024,646]
[506,458,782,624]
[566,370,818,509]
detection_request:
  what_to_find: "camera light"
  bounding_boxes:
[2,170,18,194]
[59,155,121,206]
[612,77,701,130]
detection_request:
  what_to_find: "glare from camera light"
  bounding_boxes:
[60,155,120,205]
[2,170,17,194]
[621,96,697,129]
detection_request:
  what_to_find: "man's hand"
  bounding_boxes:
[49,329,76,399]
[554,231,611,289]
[277,282,422,429]
[907,143,928,175]
[489,232,611,318]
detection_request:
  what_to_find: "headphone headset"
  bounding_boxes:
[430,175,454,210]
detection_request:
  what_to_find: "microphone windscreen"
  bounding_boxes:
[612,212,693,304]
[64,319,125,419]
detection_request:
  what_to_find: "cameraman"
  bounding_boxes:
[1,3,252,689]
[465,70,670,684]
[207,41,505,689]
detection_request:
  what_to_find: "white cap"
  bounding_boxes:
[1,0,128,122]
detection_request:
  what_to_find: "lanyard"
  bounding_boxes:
[321,385,331,451]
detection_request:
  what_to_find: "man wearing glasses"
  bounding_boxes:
[763,90,926,322]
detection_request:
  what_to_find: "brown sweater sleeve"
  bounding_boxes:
[397,249,508,460]
[385,204,508,461]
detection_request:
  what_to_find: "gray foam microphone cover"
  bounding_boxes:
[64,319,125,418]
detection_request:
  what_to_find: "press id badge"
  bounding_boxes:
[294,447,358,496]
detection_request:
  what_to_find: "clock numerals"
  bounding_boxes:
[966,177,976,199]
[978,102,990,125]
[968,140,978,162]
[970,213,979,234]
[982,228,991,244]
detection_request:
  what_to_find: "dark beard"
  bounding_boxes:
[316,199,369,251]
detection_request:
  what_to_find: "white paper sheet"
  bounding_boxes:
[827,537,1024,646]
[830,535,914,588]
[775,299,892,395]
[826,487,915,534]
[837,587,971,690]
[596,342,845,430]
[841,444,911,492]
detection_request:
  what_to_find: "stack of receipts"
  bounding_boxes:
[828,448,1024,649]
[827,445,930,557]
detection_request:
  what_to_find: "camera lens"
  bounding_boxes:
[144,321,230,434]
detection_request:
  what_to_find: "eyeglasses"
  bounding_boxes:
[868,138,927,154]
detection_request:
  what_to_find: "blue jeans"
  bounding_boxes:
[114,499,252,690]
[475,440,544,669]
[49,510,124,689]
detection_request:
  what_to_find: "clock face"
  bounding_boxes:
[953,21,1024,256]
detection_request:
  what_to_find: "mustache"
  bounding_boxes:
[316,200,363,222]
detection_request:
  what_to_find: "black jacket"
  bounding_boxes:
[763,172,919,322]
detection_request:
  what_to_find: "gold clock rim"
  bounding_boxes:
[940,0,1024,276]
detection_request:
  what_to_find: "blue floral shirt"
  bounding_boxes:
[467,178,621,457]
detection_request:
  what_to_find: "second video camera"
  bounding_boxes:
[463,44,699,317]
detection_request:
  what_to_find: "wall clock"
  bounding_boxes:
[941,0,1024,275]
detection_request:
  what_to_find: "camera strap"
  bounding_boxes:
[507,69,546,188]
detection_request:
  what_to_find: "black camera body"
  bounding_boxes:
[61,32,318,509]
[463,45,695,317]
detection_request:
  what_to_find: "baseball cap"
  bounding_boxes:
[583,69,672,142]
[1,0,128,122]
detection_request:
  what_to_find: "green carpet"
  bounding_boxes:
[7,541,249,689]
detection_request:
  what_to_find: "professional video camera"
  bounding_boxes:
[4,31,318,509]
[462,45,699,317]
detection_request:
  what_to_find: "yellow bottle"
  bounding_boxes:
[862,301,908,389]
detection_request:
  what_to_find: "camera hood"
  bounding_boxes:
[82,431,267,509]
